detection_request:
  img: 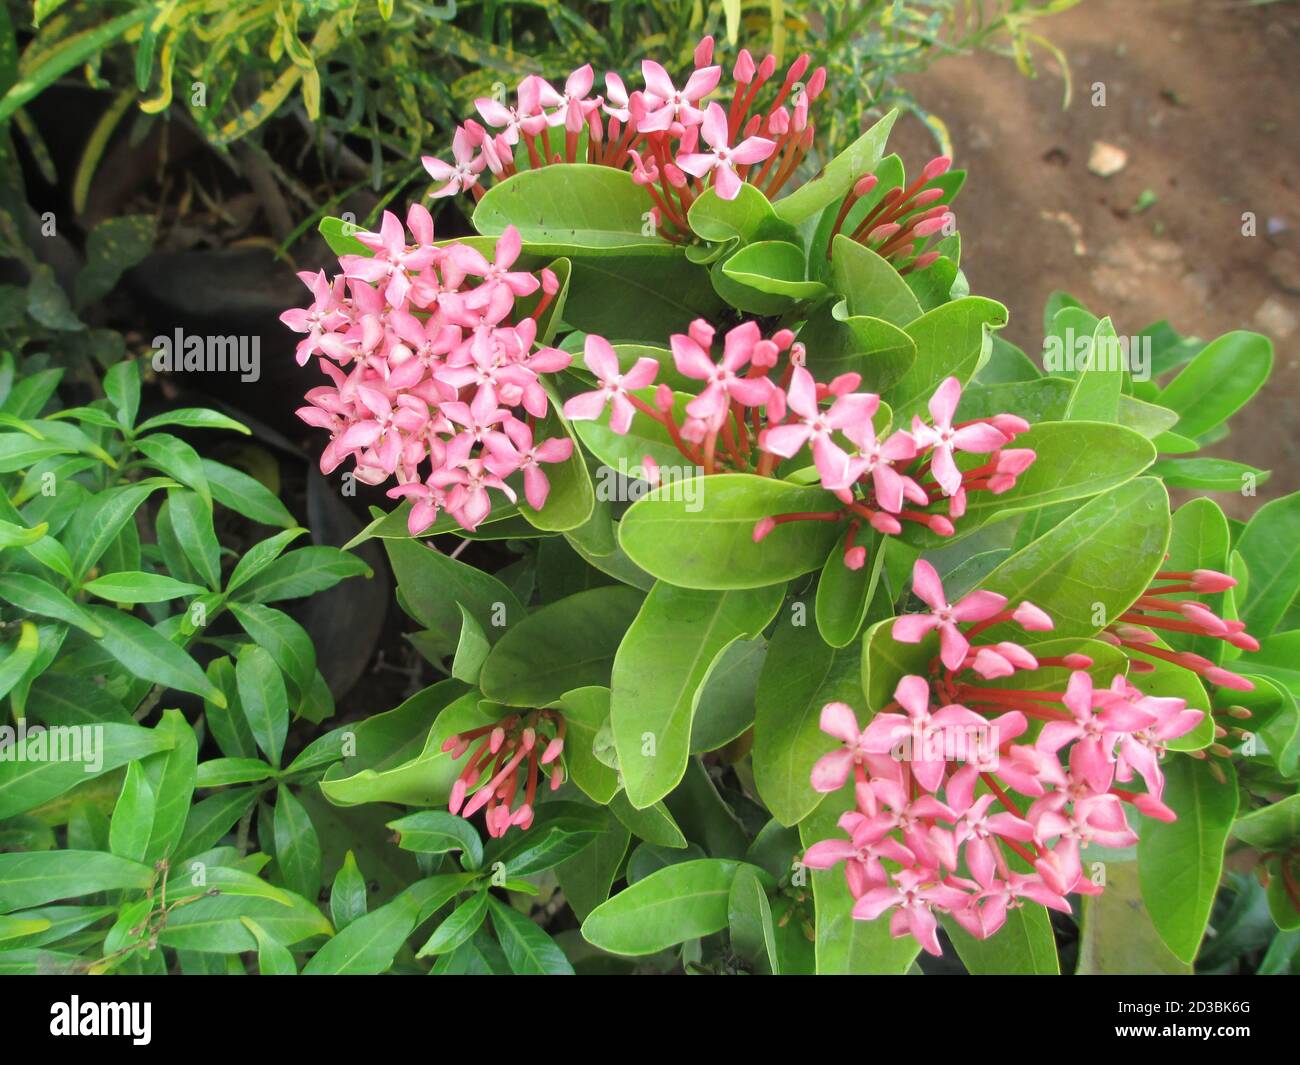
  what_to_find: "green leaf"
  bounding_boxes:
[158,887,331,953]
[556,687,620,804]
[884,296,1009,423]
[687,183,798,250]
[612,582,784,808]
[902,421,1157,548]
[479,585,643,707]
[483,802,606,878]
[226,603,316,702]
[1157,330,1272,439]
[518,394,594,533]
[1232,794,1300,851]
[815,529,885,647]
[753,605,861,826]
[1235,491,1300,637]
[195,758,274,787]
[385,536,524,643]
[1138,756,1238,963]
[81,570,206,603]
[127,709,190,863]
[580,859,744,955]
[0,720,178,825]
[0,571,103,636]
[329,851,368,931]
[1063,317,1124,421]
[108,760,156,864]
[608,791,687,849]
[66,482,165,581]
[728,863,779,974]
[75,216,154,310]
[274,785,321,901]
[942,906,1059,974]
[797,302,916,395]
[619,474,841,590]
[233,546,370,603]
[236,645,288,767]
[202,459,296,528]
[555,816,630,921]
[1076,860,1192,974]
[717,240,826,314]
[1150,457,1269,492]
[830,236,923,327]
[387,810,483,870]
[134,433,210,506]
[488,896,574,974]
[975,479,1171,638]
[162,488,221,589]
[473,164,669,255]
[225,528,307,595]
[773,110,898,225]
[0,851,154,911]
[241,918,298,975]
[302,890,422,975]
[136,407,250,436]
[91,605,223,702]
[563,253,725,342]
[417,889,489,956]
[450,606,490,683]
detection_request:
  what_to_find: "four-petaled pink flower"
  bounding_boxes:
[858,675,989,793]
[675,102,775,200]
[485,418,574,510]
[423,126,488,199]
[1036,672,1158,793]
[640,59,721,131]
[562,336,659,434]
[671,320,773,429]
[892,559,1007,670]
[760,366,877,489]
[911,376,1009,496]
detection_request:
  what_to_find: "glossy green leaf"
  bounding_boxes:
[387,810,483,870]
[1157,330,1272,439]
[613,581,783,808]
[753,603,862,826]
[479,585,643,706]
[474,165,669,255]
[488,896,574,974]
[773,110,897,225]
[581,859,743,955]
[1138,756,1238,963]
[619,474,841,590]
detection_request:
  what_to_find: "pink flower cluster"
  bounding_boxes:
[443,711,567,838]
[423,36,825,231]
[801,558,1258,957]
[282,205,580,533]
[561,319,1036,569]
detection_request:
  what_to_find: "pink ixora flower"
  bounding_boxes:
[857,675,989,793]
[911,376,1009,496]
[484,418,574,510]
[639,59,721,131]
[891,559,1007,670]
[562,335,659,434]
[423,125,488,198]
[674,102,775,200]
[671,320,774,428]
[759,366,877,489]
[1036,672,1159,793]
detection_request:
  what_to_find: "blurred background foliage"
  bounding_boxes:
[0,0,1077,245]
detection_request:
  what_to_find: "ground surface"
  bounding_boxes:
[889,0,1300,515]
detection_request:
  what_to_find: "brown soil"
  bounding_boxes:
[889,0,1300,518]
